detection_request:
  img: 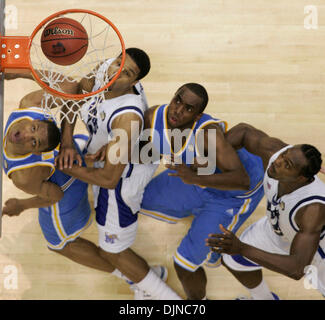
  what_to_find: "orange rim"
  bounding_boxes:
[29,9,125,100]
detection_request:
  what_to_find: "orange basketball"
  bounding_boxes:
[41,17,88,66]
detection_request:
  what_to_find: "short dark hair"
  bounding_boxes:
[179,83,209,113]
[42,120,61,152]
[125,47,151,80]
[300,144,322,180]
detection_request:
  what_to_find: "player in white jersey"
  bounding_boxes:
[56,48,181,300]
[206,123,325,299]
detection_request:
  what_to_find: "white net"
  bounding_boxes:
[40,90,105,125]
[29,10,124,125]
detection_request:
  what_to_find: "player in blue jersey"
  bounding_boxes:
[140,83,265,299]
[2,104,120,275]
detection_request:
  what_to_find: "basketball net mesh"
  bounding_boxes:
[29,11,124,125]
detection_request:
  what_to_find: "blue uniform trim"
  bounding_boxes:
[125,163,134,178]
[288,196,325,233]
[106,106,144,134]
[115,179,137,228]
[318,246,325,259]
[95,187,109,226]
[231,254,260,267]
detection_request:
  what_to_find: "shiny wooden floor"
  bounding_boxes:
[1,0,324,299]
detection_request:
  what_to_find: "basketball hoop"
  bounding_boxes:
[0,9,125,124]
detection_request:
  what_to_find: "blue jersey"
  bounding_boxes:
[150,104,264,198]
[3,107,88,213]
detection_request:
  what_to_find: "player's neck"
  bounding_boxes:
[278,179,311,198]
[104,87,135,99]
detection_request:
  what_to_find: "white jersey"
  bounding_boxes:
[79,60,157,253]
[223,146,325,295]
[264,146,325,246]
[80,58,148,174]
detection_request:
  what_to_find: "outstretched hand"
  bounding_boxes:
[2,198,24,217]
[85,144,108,162]
[55,145,82,170]
[205,224,243,255]
[165,162,197,185]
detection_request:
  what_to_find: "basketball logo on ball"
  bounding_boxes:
[41,17,88,66]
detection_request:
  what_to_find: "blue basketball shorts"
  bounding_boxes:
[38,181,92,250]
[141,169,265,272]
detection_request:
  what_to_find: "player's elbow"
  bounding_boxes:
[287,264,306,280]
[53,189,64,202]
[288,270,304,280]
[237,171,250,190]
[101,176,119,190]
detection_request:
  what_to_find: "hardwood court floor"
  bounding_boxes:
[0,0,324,299]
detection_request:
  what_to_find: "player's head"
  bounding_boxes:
[8,119,60,154]
[267,144,322,183]
[107,48,151,94]
[167,83,209,129]
[125,48,151,80]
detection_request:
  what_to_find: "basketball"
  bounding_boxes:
[41,17,88,66]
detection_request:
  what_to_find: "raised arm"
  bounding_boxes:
[55,65,100,170]
[3,166,64,216]
[225,123,288,170]
[196,123,250,190]
[167,123,251,191]
[60,112,142,189]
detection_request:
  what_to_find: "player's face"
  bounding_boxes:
[8,120,49,154]
[106,54,140,94]
[267,146,308,182]
[167,87,203,129]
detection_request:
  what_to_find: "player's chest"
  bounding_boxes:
[265,190,297,240]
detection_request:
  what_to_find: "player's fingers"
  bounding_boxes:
[99,149,107,161]
[76,154,82,167]
[205,237,221,247]
[220,224,232,235]
[56,154,65,171]
[63,153,70,169]
[207,233,229,239]
[85,152,97,160]
[210,246,225,254]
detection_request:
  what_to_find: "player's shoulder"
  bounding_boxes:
[10,165,53,188]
